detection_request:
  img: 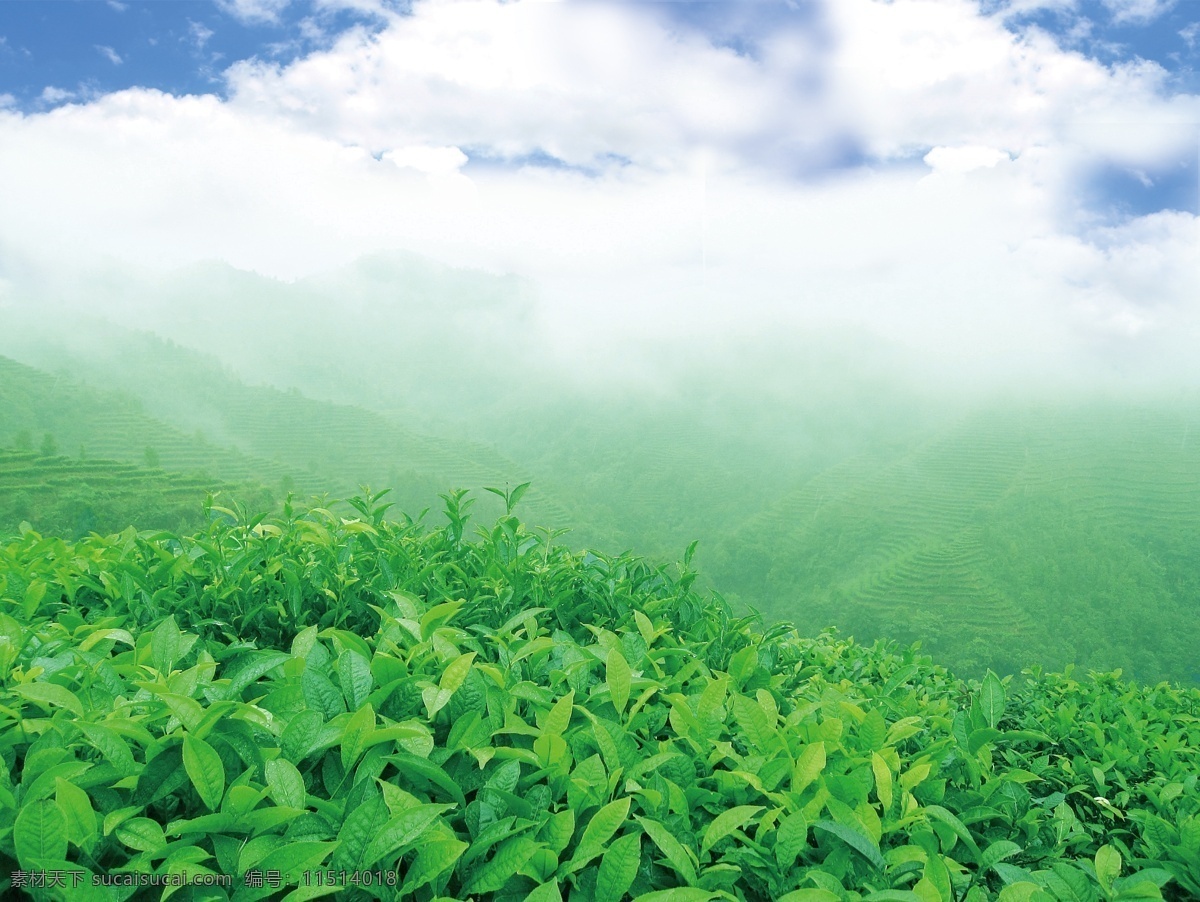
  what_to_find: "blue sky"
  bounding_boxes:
[2,0,1197,215]
[1,0,1198,379]
[0,0,382,104]
[4,1,1198,104]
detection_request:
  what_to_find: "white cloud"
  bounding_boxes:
[924,145,1011,173]
[216,0,294,25]
[1101,0,1176,24]
[96,45,123,66]
[0,0,1197,386]
[39,86,74,104]
[1182,22,1200,49]
[225,0,827,171]
[189,20,215,50]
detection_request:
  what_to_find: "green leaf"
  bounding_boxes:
[151,615,184,673]
[632,890,718,902]
[778,892,842,902]
[544,690,575,737]
[568,795,632,871]
[115,816,166,852]
[812,820,885,870]
[524,882,565,902]
[256,841,338,881]
[398,837,468,897]
[465,836,538,895]
[223,650,290,699]
[979,671,1006,730]
[859,709,887,752]
[980,840,1023,872]
[55,779,97,849]
[775,812,808,869]
[872,753,893,811]
[701,805,763,856]
[794,743,826,793]
[14,799,68,866]
[638,816,698,886]
[730,693,773,752]
[1047,863,1096,902]
[362,803,452,869]
[607,649,631,717]
[1096,845,1122,893]
[302,667,346,719]
[183,734,226,811]
[968,728,1003,755]
[281,709,324,763]
[135,745,187,806]
[440,651,476,694]
[596,832,641,902]
[331,795,389,873]
[265,758,307,809]
[341,701,375,772]
[337,650,374,710]
[14,681,84,718]
[924,805,981,863]
[76,721,137,777]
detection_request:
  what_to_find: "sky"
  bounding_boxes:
[1,0,1199,386]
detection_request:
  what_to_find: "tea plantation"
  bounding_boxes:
[0,491,1195,901]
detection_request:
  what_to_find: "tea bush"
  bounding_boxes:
[0,491,1193,900]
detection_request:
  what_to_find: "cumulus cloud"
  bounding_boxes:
[0,0,1197,387]
[96,45,124,66]
[1101,0,1177,25]
[216,0,295,25]
[924,145,1011,173]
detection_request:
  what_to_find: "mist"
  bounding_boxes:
[2,0,1200,682]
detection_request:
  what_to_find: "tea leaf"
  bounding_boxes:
[701,804,763,856]
[14,681,84,718]
[183,734,225,811]
[265,757,307,809]
[568,795,631,871]
[596,832,641,902]
[812,820,885,870]
[14,799,68,866]
[607,648,631,716]
[980,671,1006,730]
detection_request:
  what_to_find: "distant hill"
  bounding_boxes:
[0,448,274,538]
[0,336,576,531]
[0,354,318,496]
[708,400,1200,684]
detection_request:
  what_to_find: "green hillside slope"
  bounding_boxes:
[0,497,1195,900]
[0,355,319,497]
[0,449,275,538]
[0,332,576,529]
[709,401,1200,684]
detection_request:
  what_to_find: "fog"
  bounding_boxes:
[1,0,1199,406]
[2,0,1200,680]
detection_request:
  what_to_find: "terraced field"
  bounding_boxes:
[0,355,319,496]
[0,346,577,531]
[0,449,273,537]
[710,401,1200,683]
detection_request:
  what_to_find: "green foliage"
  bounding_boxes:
[0,449,276,539]
[0,494,1193,901]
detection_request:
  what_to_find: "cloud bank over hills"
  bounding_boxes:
[1,0,1197,387]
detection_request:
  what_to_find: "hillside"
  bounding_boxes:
[4,317,1200,685]
[0,330,575,530]
[0,449,276,538]
[0,496,1194,901]
[0,355,319,498]
[708,400,1200,684]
